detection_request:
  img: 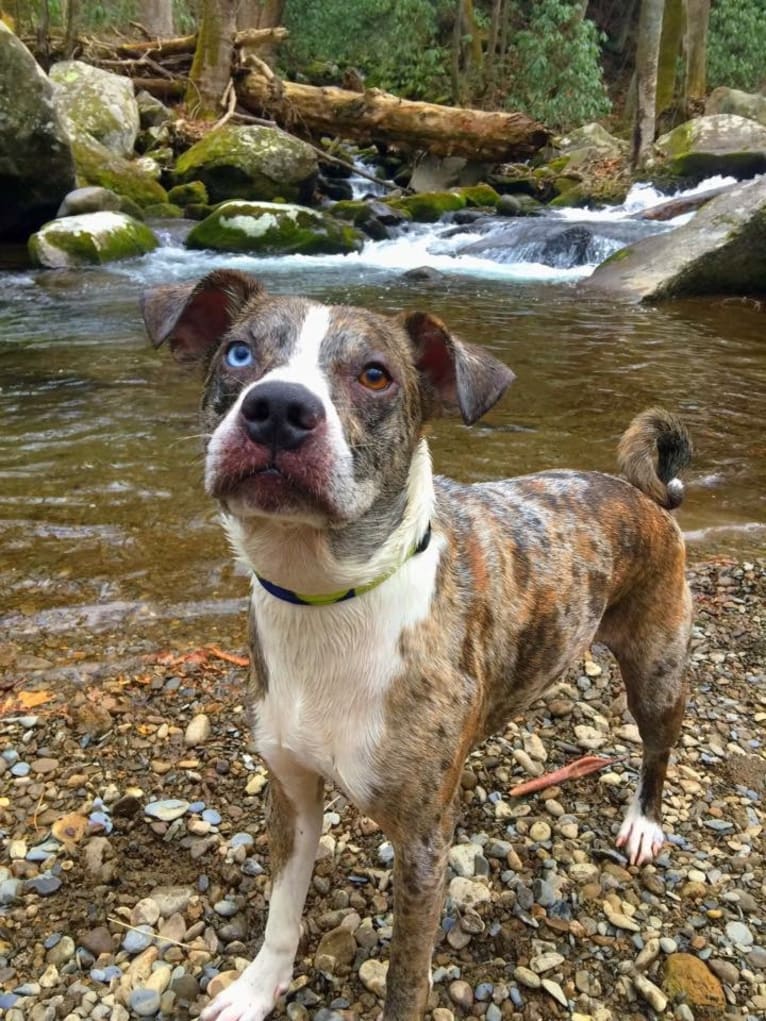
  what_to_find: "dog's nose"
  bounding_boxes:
[240,381,326,451]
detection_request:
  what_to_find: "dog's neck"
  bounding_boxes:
[223,438,435,596]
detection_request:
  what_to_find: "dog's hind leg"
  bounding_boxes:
[599,569,692,867]
[201,766,324,1021]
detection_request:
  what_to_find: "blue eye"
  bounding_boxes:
[225,342,253,368]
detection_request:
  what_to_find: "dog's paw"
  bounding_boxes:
[199,952,292,1021]
[616,809,665,866]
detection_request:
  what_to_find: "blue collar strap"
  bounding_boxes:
[255,524,432,607]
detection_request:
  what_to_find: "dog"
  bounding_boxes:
[142,269,693,1021]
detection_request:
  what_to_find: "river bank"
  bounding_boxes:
[1,555,764,1021]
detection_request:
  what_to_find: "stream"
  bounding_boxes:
[1,179,764,660]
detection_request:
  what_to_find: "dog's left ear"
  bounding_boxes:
[403,311,515,425]
[141,269,264,363]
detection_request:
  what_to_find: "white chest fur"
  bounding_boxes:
[250,537,441,808]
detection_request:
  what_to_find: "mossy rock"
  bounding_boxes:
[386,190,466,222]
[71,134,168,208]
[184,203,215,221]
[328,200,372,224]
[144,203,183,219]
[28,212,158,268]
[451,184,501,208]
[656,114,766,180]
[174,125,317,205]
[186,201,363,255]
[50,59,139,158]
[167,181,209,207]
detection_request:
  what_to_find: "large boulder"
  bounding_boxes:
[705,87,766,128]
[0,24,76,241]
[174,125,318,204]
[50,60,140,158]
[655,114,766,179]
[186,201,363,255]
[585,176,766,301]
[28,211,158,268]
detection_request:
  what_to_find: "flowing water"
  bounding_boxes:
[1,182,764,657]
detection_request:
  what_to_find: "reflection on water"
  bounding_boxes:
[1,261,764,651]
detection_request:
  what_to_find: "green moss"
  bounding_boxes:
[329,200,372,223]
[168,181,210,206]
[71,135,167,207]
[669,150,766,178]
[387,191,466,222]
[186,201,363,255]
[28,213,158,268]
[144,203,183,218]
[450,184,501,208]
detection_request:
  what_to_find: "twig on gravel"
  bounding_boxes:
[107,916,195,950]
[509,753,627,797]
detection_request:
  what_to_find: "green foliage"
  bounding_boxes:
[282,0,452,100]
[502,0,611,130]
[708,0,766,92]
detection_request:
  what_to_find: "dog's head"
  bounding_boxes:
[142,270,514,528]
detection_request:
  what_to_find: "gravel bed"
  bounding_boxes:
[1,558,764,1021]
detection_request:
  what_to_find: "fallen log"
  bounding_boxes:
[235,71,550,162]
[111,26,288,59]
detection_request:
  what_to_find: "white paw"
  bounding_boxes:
[616,807,665,866]
[200,951,292,1021]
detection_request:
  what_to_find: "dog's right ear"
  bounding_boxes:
[140,269,265,363]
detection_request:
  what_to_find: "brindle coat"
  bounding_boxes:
[142,270,693,1021]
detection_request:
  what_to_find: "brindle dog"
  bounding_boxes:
[142,269,693,1021]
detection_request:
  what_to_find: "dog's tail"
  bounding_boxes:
[617,408,693,510]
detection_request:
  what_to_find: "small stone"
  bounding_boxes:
[448,980,474,1009]
[663,953,725,1010]
[358,958,388,997]
[529,820,551,842]
[448,877,491,911]
[659,937,677,954]
[315,927,356,972]
[78,926,113,957]
[31,757,59,773]
[129,987,161,1017]
[25,874,62,896]
[144,800,189,822]
[9,840,27,860]
[149,885,195,917]
[448,843,482,877]
[541,978,568,1007]
[206,971,239,999]
[530,952,565,974]
[46,935,75,966]
[432,1010,455,1021]
[574,725,606,750]
[523,733,548,762]
[132,898,161,927]
[171,974,200,1002]
[708,959,739,986]
[122,925,155,954]
[633,973,667,1012]
[725,921,753,947]
[513,966,541,989]
[184,714,211,746]
[603,902,640,932]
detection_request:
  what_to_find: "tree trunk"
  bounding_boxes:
[685,0,709,105]
[632,0,665,169]
[236,69,550,161]
[656,0,685,117]
[63,0,79,58]
[139,0,174,38]
[237,0,284,30]
[186,0,238,118]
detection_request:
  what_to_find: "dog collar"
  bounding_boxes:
[255,525,432,606]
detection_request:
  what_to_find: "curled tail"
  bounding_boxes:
[617,408,693,510]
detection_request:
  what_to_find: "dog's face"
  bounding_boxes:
[142,270,514,528]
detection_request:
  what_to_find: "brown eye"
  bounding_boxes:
[358,363,392,391]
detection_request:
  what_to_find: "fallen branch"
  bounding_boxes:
[509,754,627,797]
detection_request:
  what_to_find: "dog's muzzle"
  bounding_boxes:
[240,382,326,452]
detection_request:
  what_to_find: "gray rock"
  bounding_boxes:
[706,87,766,128]
[50,60,139,157]
[128,987,161,1017]
[586,175,766,301]
[184,713,211,746]
[122,925,155,954]
[656,114,766,179]
[725,920,754,947]
[57,186,123,218]
[28,212,158,269]
[0,24,75,241]
[144,799,190,822]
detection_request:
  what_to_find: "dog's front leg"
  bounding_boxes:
[383,808,456,1021]
[201,766,324,1021]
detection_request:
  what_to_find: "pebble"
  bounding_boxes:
[513,966,541,989]
[358,959,387,997]
[541,978,568,1007]
[448,980,474,1008]
[725,920,754,947]
[633,972,667,1012]
[448,843,482,877]
[128,987,161,1016]
[144,800,190,822]
[184,713,211,746]
[122,926,155,954]
[448,876,491,910]
[530,951,564,974]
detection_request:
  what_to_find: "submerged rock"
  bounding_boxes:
[0,23,75,241]
[174,125,318,204]
[28,212,158,268]
[186,200,363,255]
[585,175,766,300]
